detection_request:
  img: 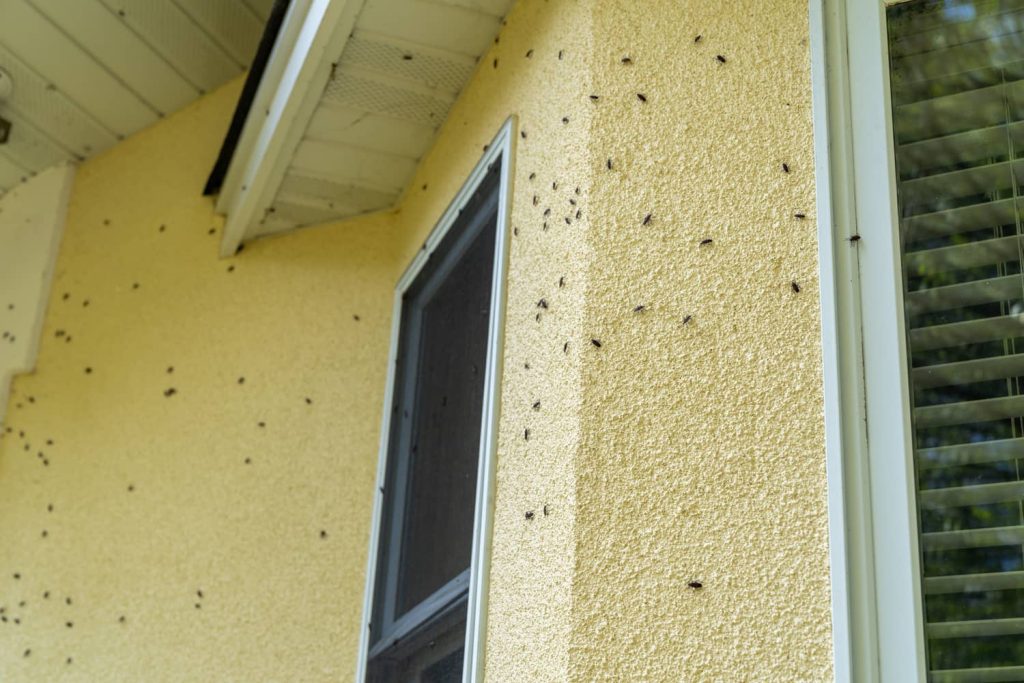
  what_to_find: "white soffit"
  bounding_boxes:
[217,0,514,254]
[0,0,272,196]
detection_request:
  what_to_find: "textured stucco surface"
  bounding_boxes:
[0,0,831,680]
[390,2,596,680]
[0,78,402,681]
[572,2,832,680]
[397,1,832,681]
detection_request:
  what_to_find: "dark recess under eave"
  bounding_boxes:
[203,0,293,197]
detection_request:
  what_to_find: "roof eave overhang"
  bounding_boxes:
[215,0,365,257]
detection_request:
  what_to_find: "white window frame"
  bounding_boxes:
[355,117,516,683]
[811,0,929,681]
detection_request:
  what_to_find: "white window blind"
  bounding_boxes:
[888,1,1024,680]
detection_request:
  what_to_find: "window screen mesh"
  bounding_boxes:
[396,217,496,615]
[888,1,1024,679]
[368,163,499,682]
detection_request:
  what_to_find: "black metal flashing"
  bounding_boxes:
[203,0,292,196]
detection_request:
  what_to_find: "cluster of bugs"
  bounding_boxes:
[506,33,808,554]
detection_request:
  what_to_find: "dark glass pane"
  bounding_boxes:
[421,647,464,683]
[369,164,499,665]
[367,600,467,683]
[887,1,1024,677]
[397,215,495,614]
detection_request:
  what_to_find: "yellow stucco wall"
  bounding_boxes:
[0,78,403,681]
[391,0,832,680]
[571,2,832,680]
[393,2,596,679]
[0,0,831,681]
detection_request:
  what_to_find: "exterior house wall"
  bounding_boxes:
[0,0,831,681]
[569,1,832,679]
[396,0,832,679]
[0,78,402,681]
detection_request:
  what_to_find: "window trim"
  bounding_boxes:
[811,1,928,681]
[356,116,517,683]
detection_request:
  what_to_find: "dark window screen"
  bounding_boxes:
[396,217,495,613]
[421,647,464,683]
[368,164,499,681]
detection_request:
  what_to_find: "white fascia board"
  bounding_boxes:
[217,0,366,257]
[214,0,314,217]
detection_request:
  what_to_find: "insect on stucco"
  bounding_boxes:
[791,281,801,293]
[699,238,713,246]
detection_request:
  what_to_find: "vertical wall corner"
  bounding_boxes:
[0,163,75,423]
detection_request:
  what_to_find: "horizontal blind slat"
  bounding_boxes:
[919,438,1024,468]
[898,122,1024,181]
[904,235,1023,274]
[912,352,1024,388]
[915,394,1024,428]
[892,26,1024,83]
[891,7,1024,57]
[924,569,1024,594]
[889,0,1024,37]
[930,664,1024,683]
[895,80,1024,142]
[910,314,1024,351]
[920,481,1024,509]
[904,274,1022,316]
[899,160,1024,208]
[903,198,1018,242]
[927,617,1024,639]
[921,524,1024,550]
